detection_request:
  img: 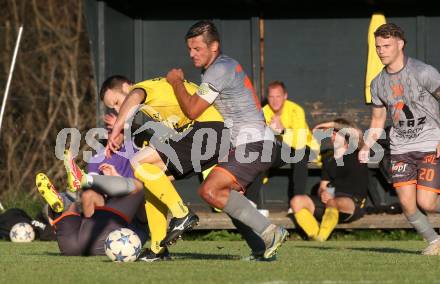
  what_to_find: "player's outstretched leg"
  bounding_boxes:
[260,224,289,259]
[35,173,64,213]
[63,149,84,192]
[160,209,199,246]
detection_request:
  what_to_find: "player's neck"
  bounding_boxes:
[274,109,282,116]
[203,52,220,70]
[386,54,406,74]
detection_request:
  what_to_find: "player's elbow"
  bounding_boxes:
[130,88,146,102]
[186,109,201,120]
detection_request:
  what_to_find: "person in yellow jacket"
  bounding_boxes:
[262,81,320,206]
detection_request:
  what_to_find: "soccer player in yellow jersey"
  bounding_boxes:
[88,75,270,261]
[263,81,320,203]
[65,75,226,261]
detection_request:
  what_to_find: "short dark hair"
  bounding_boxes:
[333,118,356,131]
[185,20,220,46]
[374,23,406,45]
[99,75,133,101]
[267,80,287,93]
[332,118,362,146]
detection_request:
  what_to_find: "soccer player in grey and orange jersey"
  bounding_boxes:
[359,23,440,255]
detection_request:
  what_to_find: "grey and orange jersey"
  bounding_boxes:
[196,54,273,146]
[371,57,440,154]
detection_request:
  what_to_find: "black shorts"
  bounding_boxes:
[215,140,278,190]
[310,193,365,223]
[391,151,440,193]
[156,121,227,179]
[53,191,148,256]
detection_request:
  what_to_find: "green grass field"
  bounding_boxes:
[1,240,440,283]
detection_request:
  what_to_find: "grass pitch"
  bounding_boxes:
[1,240,439,283]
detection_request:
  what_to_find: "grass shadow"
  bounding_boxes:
[28,251,240,260]
[348,247,419,255]
[294,244,418,255]
[170,252,240,260]
[43,252,62,256]
[21,251,61,256]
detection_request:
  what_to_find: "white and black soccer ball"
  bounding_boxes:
[104,228,142,262]
[9,222,35,243]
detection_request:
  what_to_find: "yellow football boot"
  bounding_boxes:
[35,173,64,213]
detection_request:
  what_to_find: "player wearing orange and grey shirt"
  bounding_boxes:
[359,23,440,255]
[166,20,288,260]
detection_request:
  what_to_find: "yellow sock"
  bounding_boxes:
[145,192,168,254]
[294,208,319,239]
[317,207,339,241]
[134,163,188,218]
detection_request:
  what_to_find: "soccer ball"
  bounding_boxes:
[104,228,142,262]
[9,222,35,243]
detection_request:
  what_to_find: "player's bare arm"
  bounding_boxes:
[314,120,362,144]
[104,113,117,129]
[106,89,146,156]
[434,83,440,157]
[166,68,211,120]
[359,106,387,163]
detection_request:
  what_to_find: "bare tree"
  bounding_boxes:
[0,0,96,200]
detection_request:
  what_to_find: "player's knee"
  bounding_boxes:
[81,190,94,202]
[198,179,221,203]
[83,190,104,206]
[198,182,211,200]
[417,199,437,213]
[334,198,355,211]
[290,195,307,213]
[132,164,145,181]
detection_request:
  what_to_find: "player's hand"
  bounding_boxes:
[436,142,440,158]
[166,68,184,86]
[358,144,370,163]
[99,163,120,176]
[104,113,117,129]
[106,129,123,158]
[269,116,284,134]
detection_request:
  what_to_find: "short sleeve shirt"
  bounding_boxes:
[371,57,440,154]
[196,54,273,146]
[321,151,369,199]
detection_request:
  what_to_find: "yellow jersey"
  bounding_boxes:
[130,77,223,131]
[263,100,320,152]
